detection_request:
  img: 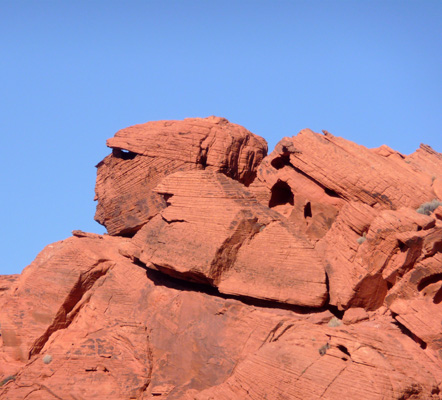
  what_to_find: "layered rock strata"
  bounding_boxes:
[1,117,441,399]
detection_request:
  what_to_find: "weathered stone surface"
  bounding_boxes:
[250,131,440,243]
[0,275,18,301]
[342,307,369,325]
[94,116,267,236]
[130,170,328,307]
[386,251,442,355]
[405,144,442,181]
[249,136,345,241]
[1,120,442,399]
[0,235,337,399]
[2,234,442,399]
[318,207,440,310]
[249,129,442,313]
[283,130,436,209]
[182,318,442,399]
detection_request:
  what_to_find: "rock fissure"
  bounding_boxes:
[160,215,187,225]
[142,265,329,314]
[208,216,264,285]
[392,315,427,350]
[319,365,347,398]
[28,263,112,357]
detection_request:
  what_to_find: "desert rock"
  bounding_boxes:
[130,170,328,307]
[1,119,442,399]
[94,117,267,236]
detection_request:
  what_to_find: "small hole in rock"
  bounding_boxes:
[433,287,442,304]
[112,148,137,160]
[325,187,340,198]
[269,180,294,208]
[418,273,442,292]
[271,155,291,170]
[163,193,173,206]
[398,241,407,251]
[304,202,312,219]
[199,154,207,168]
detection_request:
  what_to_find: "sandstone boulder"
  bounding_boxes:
[386,251,442,355]
[2,233,441,399]
[94,117,267,236]
[319,206,439,310]
[130,170,328,307]
[0,232,332,399]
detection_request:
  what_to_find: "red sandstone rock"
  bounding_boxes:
[1,120,442,399]
[435,206,442,220]
[0,275,18,301]
[385,251,442,355]
[0,235,337,399]
[2,234,442,399]
[130,170,328,307]
[94,117,267,236]
[249,129,442,313]
[250,131,440,242]
[319,207,439,310]
[405,144,442,182]
[342,307,369,325]
[182,318,442,399]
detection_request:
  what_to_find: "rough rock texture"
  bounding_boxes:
[94,116,267,236]
[1,118,442,399]
[130,170,327,307]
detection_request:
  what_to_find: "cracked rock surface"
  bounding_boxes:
[1,117,442,399]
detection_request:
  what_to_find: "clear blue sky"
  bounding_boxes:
[1,0,441,274]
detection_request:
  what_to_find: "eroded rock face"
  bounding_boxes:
[183,320,442,400]
[94,116,267,236]
[2,234,442,399]
[249,130,441,312]
[1,120,442,399]
[130,170,328,307]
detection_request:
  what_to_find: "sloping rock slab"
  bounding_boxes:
[386,252,442,354]
[277,129,436,209]
[250,131,440,243]
[130,170,328,307]
[319,206,439,310]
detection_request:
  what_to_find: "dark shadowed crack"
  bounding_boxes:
[391,313,427,350]
[140,265,330,315]
[28,261,113,357]
[160,215,187,225]
[208,215,264,285]
[271,154,343,200]
[319,365,347,398]
[38,385,65,400]
[261,320,295,348]
[136,331,154,397]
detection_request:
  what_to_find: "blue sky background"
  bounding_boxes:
[1,0,441,275]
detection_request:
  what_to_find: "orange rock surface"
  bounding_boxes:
[94,116,267,236]
[1,118,442,399]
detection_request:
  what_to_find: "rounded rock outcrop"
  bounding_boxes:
[94,116,267,236]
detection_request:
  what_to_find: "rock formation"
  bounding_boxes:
[94,117,267,236]
[1,116,441,399]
